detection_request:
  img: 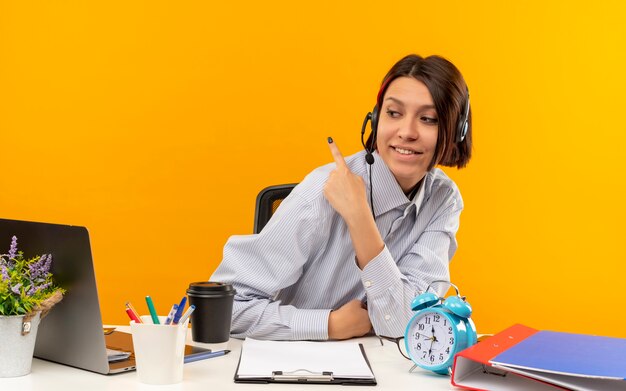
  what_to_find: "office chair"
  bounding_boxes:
[253,184,297,234]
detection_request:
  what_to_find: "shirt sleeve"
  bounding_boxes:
[360,186,463,337]
[210,188,331,341]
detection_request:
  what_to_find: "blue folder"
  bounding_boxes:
[492,330,626,380]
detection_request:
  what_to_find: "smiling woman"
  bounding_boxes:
[367,54,472,176]
[376,77,441,193]
[211,54,474,342]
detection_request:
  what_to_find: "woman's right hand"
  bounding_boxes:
[328,299,372,340]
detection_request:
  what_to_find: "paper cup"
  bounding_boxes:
[130,315,189,385]
[187,282,236,343]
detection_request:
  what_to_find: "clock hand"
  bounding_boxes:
[427,325,436,355]
[427,336,435,356]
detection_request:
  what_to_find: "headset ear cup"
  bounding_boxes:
[369,105,379,151]
[456,91,470,143]
[371,105,379,133]
[456,120,468,143]
[371,105,379,139]
[442,296,472,318]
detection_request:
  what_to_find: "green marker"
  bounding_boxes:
[145,296,160,324]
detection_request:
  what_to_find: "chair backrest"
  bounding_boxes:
[254,184,297,234]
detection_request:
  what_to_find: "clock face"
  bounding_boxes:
[406,310,457,368]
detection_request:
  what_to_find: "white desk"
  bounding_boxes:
[0,327,458,391]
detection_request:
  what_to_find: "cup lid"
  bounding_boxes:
[187,281,236,295]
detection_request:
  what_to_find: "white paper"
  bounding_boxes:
[237,338,375,379]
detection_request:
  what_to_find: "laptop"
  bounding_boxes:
[0,218,209,375]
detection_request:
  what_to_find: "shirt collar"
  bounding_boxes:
[366,151,430,218]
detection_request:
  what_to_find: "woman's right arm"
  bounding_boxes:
[210,189,330,340]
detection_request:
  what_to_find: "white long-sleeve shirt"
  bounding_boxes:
[211,150,463,340]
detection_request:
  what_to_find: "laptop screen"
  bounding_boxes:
[0,218,114,374]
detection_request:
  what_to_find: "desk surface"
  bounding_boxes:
[0,326,459,391]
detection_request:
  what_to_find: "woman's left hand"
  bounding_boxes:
[323,138,370,223]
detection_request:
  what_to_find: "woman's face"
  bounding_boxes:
[376,77,439,193]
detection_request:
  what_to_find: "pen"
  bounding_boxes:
[184,349,230,364]
[125,301,143,323]
[164,304,179,325]
[176,304,195,325]
[145,296,160,324]
[172,296,187,324]
[125,308,141,323]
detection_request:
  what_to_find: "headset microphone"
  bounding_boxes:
[361,112,375,165]
[360,111,376,218]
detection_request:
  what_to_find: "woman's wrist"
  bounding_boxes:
[342,198,374,227]
[344,208,384,269]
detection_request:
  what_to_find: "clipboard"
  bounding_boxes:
[233,338,377,385]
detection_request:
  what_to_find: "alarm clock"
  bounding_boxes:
[404,280,477,375]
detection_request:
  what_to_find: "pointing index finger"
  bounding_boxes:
[327,137,347,169]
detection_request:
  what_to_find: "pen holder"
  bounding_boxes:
[130,315,189,385]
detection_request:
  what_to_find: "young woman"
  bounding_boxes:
[211,54,472,340]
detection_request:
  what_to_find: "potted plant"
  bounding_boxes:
[0,235,64,377]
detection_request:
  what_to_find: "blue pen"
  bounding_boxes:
[164,304,179,325]
[184,350,230,364]
[172,296,187,324]
[145,296,160,324]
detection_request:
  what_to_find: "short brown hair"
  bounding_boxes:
[368,54,472,169]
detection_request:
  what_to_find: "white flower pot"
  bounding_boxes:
[0,312,41,377]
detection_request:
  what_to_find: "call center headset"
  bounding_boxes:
[360,79,470,216]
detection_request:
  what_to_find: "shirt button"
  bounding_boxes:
[364,280,372,288]
[384,314,391,321]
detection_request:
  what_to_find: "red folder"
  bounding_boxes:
[451,324,565,390]
[451,324,626,391]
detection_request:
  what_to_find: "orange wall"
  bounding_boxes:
[1,1,625,337]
